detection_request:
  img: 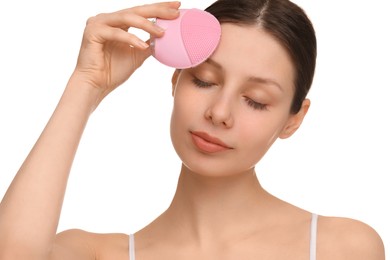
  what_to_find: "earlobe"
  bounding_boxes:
[279,99,311,139]
[171,69,181,96]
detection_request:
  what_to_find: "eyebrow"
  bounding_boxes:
[205,58,283,92]
[248,76,283,92]
[205,58,223,70]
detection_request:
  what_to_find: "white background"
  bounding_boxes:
[0,0,389,252]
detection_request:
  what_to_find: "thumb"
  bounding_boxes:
[134,39,153,67]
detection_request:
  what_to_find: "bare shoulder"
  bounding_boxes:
[317,215,385,260]
[52,229,129,260]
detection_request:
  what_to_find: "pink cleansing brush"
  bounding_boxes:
[151,8,221,69]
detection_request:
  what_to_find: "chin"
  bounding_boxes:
[170,128,260,178]
[180,157,256,178]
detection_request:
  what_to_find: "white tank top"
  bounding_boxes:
[129,213,318,260]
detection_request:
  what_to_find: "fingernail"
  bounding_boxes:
[153,23,165,33]
[137,40,149,49]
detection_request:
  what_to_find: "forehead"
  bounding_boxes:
[210,23,295,93]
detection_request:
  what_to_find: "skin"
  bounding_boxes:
[0,1,385,260]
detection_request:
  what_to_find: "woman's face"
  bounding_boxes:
[170,23,308,177]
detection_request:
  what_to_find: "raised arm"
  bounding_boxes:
[0,2,180,260]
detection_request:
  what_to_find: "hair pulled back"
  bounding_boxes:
[205,0,317,114]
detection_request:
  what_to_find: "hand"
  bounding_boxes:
[72,1,181,104]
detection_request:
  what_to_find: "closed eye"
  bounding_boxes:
[192,77,214,88]
[245,97,268,111]
[192,76,268,111]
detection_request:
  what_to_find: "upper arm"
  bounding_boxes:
[51,229,96,260]
[51,229,129,260]
[343,220,385,260]
[318,217,385,260]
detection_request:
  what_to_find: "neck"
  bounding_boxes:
[158,164,278,244]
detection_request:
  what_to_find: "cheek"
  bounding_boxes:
[235,112,288,163]
[170,99,187,164]
[171,89,196,127]
[170,98,186,143]
[170,86,201,150]
[240,112,284,142]
[171,82,206,127]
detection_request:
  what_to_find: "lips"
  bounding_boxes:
[190,131,232,153]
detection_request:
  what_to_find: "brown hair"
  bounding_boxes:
[205,0,317,114]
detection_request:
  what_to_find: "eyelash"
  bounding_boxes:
[245,98,268,111]
[192,77,214,88]
[191,77,268,111]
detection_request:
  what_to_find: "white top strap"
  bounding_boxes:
[129,233,135,260]
[310,213,318,260]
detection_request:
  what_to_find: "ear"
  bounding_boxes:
[171,69,181,96]
[279,99,311,139]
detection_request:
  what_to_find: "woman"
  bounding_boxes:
[0,0,385,259]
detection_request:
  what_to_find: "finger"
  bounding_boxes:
[90,2,180,35]
[129,1,181,19]
[112,12,167,37]
[94,1,181,25]
[95,25,150,49]
[136,39,153,61]
[88,13,166,39]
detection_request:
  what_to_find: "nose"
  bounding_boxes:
[204,95,234,128]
